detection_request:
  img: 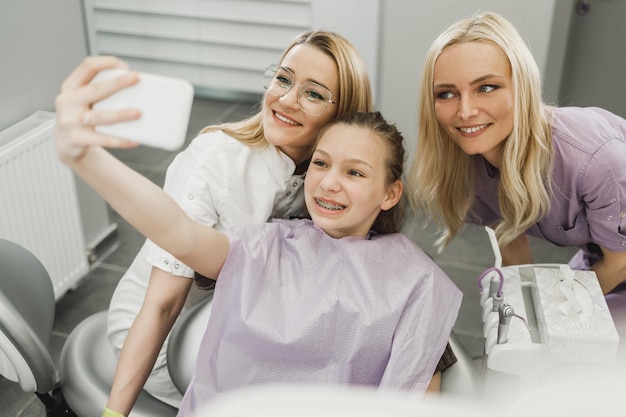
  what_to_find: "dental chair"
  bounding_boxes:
[441,332,482,397]
[0,238,177,416]
[0,238,482,417]
[0,238,66,415]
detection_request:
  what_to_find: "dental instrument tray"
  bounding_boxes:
[479,264,620,378]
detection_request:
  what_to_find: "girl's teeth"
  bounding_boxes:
[316,199,344,210]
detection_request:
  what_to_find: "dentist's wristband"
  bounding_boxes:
[102,407,125,417]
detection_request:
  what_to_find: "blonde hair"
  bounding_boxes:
[199,30,373,147]
[408,11,554,249]
[194,32,372,290]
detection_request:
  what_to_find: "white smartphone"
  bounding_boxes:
[91,69,194,151]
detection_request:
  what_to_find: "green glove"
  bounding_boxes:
[102,407,125,417]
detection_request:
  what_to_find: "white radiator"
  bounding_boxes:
[0,111,89,300]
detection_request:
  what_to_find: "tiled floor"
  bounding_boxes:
[0,96,579,416]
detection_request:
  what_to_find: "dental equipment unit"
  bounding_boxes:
[478,227,620,381]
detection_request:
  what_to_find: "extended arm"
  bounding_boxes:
[54,56,228,278]
[106,268,192,415]
[426,371,441,393]
[500,233,534,266]
[62,145,228,278]
[592,245,626,294]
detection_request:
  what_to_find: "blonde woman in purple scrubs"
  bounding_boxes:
[410,11,626,294]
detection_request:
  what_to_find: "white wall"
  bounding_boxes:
[377,0,575,159]
[312,0,380,101]
[0,0,114,255]
[0,0,88,130]
[559,0,626,118]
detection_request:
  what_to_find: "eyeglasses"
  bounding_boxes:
[262,64,336,116]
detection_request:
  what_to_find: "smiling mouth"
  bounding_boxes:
[274,111,300,126]
[315,198,346,211]
[458,124,489,133]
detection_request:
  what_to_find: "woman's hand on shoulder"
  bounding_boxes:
[54,56,141,165]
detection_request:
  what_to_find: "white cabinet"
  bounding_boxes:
[83,0,379,98]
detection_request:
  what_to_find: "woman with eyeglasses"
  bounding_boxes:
[54,31,374,417]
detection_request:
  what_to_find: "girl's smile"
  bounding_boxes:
[305,124,401,239]
[314,196,346,211]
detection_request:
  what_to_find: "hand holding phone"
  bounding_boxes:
[91,69,194,151]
